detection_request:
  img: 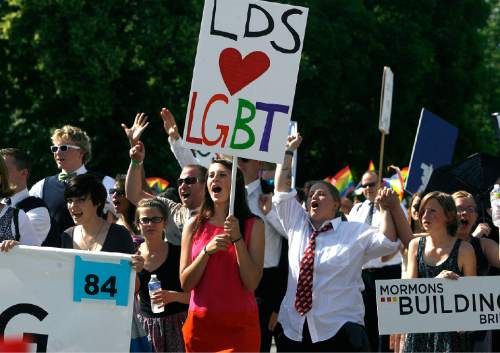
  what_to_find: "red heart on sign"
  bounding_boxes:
[219,48,270,96]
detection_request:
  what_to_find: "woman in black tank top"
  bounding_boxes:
[404,192,476,353]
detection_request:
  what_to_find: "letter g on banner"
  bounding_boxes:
[0,303,49,352]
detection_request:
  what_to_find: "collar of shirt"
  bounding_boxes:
[245,178,261,196]
[60,164,87,176]
[307,216,342,233]
[9,188,30,206]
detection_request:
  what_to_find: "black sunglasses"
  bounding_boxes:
[177,176,199,186]
[109,188,125,196]
[361,182,377,188]
[137,216,164,225]
[50,144,81,153]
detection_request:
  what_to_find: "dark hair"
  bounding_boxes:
[0,157,15,198]
[64,174,107,216]
[408,192,422,232]
[115,174,137,231]
[135,198,170,223]
[0,148,30,172]
[184,164,208,181]
[419,191,458,236]
[195,159,255,236]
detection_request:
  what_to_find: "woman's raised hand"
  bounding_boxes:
[129,141,145,163]
[286,133,302,151]
[224,215,242,242]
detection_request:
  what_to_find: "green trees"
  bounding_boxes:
[1,0,497,186]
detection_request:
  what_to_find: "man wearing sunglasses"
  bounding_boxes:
[29,125,115,247]
[125,140,206,246]
[348,171,405,352]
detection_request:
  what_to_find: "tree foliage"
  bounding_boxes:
[0,0,497,186]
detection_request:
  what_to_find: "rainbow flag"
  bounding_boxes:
[368,160,376,172]
[326,166,356,197]
[146,177,169,194]
[383,166,409,200]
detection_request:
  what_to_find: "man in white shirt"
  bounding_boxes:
[1,148,50,245]
[238,158,288,352]
[29,125,115,247]
[348,171,404,352]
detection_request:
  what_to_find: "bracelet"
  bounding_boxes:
[203,245,212,256]
[130,159,143,166]
[231,235,243,244]
[285,150,294,156]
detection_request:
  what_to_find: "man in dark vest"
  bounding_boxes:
[1,148,50,245]
[29,125,115,247]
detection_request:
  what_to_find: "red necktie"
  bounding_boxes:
[295,223,333,315]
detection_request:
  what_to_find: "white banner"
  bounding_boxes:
[0,246,135,352]
[378,66,393,134]
[182,0,308,163]
[376,277,500,334]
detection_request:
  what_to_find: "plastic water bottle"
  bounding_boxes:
[148,274,164,314]
[491,184,500,227]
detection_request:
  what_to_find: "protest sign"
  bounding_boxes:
[376,277,500,334]
[405,108,458,194]
[0,246,135,352]
[379,66,393,134]
[182,0,308,163]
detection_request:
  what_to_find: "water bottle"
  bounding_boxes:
[491,184,500,227]
[148,274,164,314]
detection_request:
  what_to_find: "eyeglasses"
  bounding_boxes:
[50,144,81,153]
[457,206,476,214]
[177,176,199,186]
[361,182,377,188]
[137,216,164,225]
[109,188,125,196]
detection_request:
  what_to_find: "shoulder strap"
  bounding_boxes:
[13,208,20,241]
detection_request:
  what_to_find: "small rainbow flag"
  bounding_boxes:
[326,166,356,197]
[368,160,376,172]
[146,177,169,194]
[383,166,409,200]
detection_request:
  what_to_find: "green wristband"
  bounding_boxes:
[231,235,243,244]
[130,159,143,167]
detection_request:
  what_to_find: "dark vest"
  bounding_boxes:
[41,175,70,247]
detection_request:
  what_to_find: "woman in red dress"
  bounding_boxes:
[180,159,265,352]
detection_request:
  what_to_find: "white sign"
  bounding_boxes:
[182,0,308,163]
[379,66,393,134]
[0,246,135,352]
[376,277,500,334]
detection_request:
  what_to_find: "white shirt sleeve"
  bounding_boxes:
[14,209,42,246]
[25,207,51,244]
[272,190,309,239]
[169,136,200,167]
[265,206,287,237]
[29,179,45,198]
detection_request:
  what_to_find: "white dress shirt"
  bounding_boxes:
[30,165,115,214]
[168,136,203,167]
[246,179,286,268]
[0,204,40,246]
[348,200,404,268]
[273,190,400,342]
[7,188,50,244]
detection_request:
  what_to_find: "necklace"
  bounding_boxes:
[79,222,106,251]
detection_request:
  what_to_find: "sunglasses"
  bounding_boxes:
[50,144,81,153]
[177,176,200,186]
[109,188,125,196]
[137,216,164,225]
[361,182,377,188]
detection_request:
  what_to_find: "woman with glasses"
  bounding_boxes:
[135,198,189,353]
[452,191,499,351]
[180,159,265,352]
[111,174,139,244]
[404,191,476,353]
